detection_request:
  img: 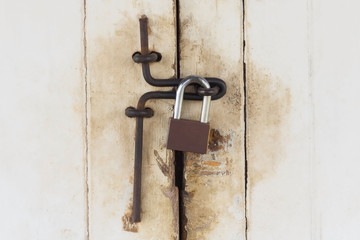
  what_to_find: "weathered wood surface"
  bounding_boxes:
[245,1,312,239]
[86,0,179,239]
[3,1,360,239]
[180,1,246,239]
[246,0,360,239]
[0,1,87,239]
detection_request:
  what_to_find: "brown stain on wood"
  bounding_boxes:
[202,161,221,167]
[180,38,228,79]
[121,204,138,233]
[89,12,137,226]
[158,150,180,239]
[89,14,176,95]
[247,64,292,186]
[180,15,245,239]
[162,184,179,240]
[89,13,178,238]
[183,151,233,239]
[183,181,218,240]
[208,129,231,152]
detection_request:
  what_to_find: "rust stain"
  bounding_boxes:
[202,161,221,167]
[247,63,292,186]
[184,150,232,177]
[208,129,231,152]
[121,205,138,233]
[186,160,195,167]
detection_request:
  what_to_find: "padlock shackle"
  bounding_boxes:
[173,76,211,123]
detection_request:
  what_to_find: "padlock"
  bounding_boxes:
[167,76,211,154]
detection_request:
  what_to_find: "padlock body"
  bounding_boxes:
[167,118,210,154]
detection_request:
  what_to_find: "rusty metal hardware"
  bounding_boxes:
[132,16,227,98]
[125,15,227,223]
[167,76,212,154]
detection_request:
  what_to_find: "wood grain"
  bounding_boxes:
[0,1,87,239]
[180,1,246,239]
[86,0,178,239]
[246,0,360,239]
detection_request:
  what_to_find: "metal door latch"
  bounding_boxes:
[125,15,226,223]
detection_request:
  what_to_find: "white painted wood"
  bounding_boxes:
[245,1,313,239]
[86,0,178,239]
[310,0,360,239]
[180,1,246,239]
[0,1,87,239]
[246,0,360,239]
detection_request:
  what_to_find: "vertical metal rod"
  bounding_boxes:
[139,16,149,55]
[130,15,149,224]
[132,117,143,223]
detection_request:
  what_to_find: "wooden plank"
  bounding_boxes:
[179,1,246,239]
[86,0,178,239]
[246,0,360,239]
[0,1,87,239]
[310,0,360,238]
[245,1,312,239]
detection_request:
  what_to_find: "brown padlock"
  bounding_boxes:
[167,76,211,154]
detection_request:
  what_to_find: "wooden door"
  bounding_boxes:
[2,0,360,240]
[86,0,245,239]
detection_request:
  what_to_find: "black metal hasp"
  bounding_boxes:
[125,15,227,223]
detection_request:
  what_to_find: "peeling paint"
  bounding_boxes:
[160,150,179,240]
[162,186,179,240]
[122,210,138,233]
